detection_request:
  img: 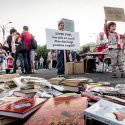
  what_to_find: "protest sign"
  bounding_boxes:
[46,28,80,50]
[104,6,125,22]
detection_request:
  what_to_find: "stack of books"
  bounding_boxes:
[48,77,65,85]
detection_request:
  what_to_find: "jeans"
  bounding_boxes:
[21,49,31,72]
[57,50,64,75]
[13,52,24,73]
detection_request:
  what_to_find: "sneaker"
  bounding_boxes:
[113,73,117,78]
[121,73,125,78]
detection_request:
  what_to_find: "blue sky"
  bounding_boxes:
[0,0,125,46]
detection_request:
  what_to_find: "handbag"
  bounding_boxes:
[16,33,26,52]
[17,42,26,53]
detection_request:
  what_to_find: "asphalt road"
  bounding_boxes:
[18,68,125,87]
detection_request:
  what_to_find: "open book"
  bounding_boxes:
[84,99,125,125]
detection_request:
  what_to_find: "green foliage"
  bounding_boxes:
[35,45,48,59]
[80,45,90,54]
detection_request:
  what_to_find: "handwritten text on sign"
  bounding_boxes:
[46,28,80,50]
[104,7,125,22]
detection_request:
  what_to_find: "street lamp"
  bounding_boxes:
[0,22,12,42]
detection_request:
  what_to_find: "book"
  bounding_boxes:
[52,85,79,92]
[0,74,20,83]
[0,83,20,98]
[3,79,18,89]
[48,77,65,85]
[21,77,46,85]
[81,92,102,101]
[0,98,46,119]
[0,97,22,107]
[0,116,18,125]
[58,93,80,97]
[47,88,63,96]
[104,95,125,106]
[84,99,125,125]
[13,90,37,97]
[35,91,53,98]
[12,77,34,89]
[24,97,87,125]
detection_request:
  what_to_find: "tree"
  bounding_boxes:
[36,45,48,59]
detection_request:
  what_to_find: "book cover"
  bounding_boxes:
[52,85,79,92]
[0,116,18,125]
[58,93,80,97]
[13,91,36,98]
[48,77,65,85]
[81,92,102,101]
[47,88,63,96]
[24,97,87,125]
[84,99,125,125]
[0,98,46,119]
[0,97,22,107]
[0,74,19,82]
[62,78,89,87]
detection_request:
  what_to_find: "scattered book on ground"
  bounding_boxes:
[0,116,18,125]
[48,77,65,85]
[24,97,87,125]
[0,74,20,82]
[81,92,102,101]
[0,98,46,119]
[12,77,34,89]
[13,90,37,98]
[52,85,79,92]
[84,99,125,125]
[58,93,80,97]
[61,78,90,87]
[35,91,53,98]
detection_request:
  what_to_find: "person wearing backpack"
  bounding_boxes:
[18,26,32,74]
[3,28,17,57]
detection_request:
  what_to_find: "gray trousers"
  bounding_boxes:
[110,49,124,74]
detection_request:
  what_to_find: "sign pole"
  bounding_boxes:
[64,50,68,76]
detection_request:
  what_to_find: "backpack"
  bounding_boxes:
[30,36,37,50]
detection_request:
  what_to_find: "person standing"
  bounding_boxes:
[47,50,52,70]
[104,20,125,78]
[4,28,17,57]
[96,32,107,61]
[57,21,65,76]
[18,26,32,74]
[11,32,24,74]
[39,56,44,68]
[52,50,57,68]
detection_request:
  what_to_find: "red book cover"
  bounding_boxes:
[24,97,87,125]
[0,98,46,119]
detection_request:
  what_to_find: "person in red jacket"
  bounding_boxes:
[18,26,32,74]
[104,20,125,78]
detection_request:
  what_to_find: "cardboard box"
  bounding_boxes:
[65,62,74,75]
[74,62,84,74]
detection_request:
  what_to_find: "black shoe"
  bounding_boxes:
[10,71,16,74]
[24,72,30,74]
[113,73,117,78]
[121,73,125,78]
[22,71,25,74]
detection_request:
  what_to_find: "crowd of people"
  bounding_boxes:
[0,26,39,74]
[2,19,125,78]
[0,24,81,75]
